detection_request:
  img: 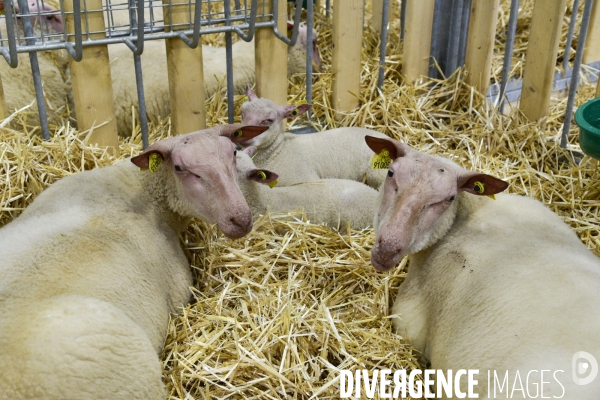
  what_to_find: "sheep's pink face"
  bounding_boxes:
[366,136,508,272]
[132,125,270,239]
[15,1,64,33]
[169,135,252,239]
[371,150,459,271]
[297,22,322,72]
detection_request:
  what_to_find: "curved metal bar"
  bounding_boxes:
[63,0,83,61]
[1,2,19,67]
[272,0,302,46]
[176,0,202,48]
[233,0,258,42]
[124,0,145,54]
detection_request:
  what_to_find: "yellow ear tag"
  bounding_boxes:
[149,153,162,173]
[267,179,278,189]
[234,129,243,138]
[370,148,392,169]
[290,109,299,117]
[257,171,267,180]
[474,181,496,200]
[296,99,308,105]
[241,96,249,103]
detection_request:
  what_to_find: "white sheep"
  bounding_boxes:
[365,135,600,398]
[236,146,377,230]
[240,88,389,189]
[0,124,267,399]
[0,1,70,125]
[109,22,321,135]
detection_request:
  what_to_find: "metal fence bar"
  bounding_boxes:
[16,0,50,140]
[563,0,581,75]
[498,0,520,109]
[1,4,19,68]
[560,0,595,149]
[378,0,390,90]
[305,0,313,114]
[224,0,234,123]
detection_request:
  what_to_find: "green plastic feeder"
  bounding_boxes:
[574,97,600,160]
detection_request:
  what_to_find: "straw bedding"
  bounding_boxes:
[0,0,599,399]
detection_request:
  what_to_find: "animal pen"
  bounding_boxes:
[1,0,599,398]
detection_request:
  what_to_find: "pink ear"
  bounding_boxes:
[287,20,294,31]
[243,146,257,157]
[246,85,258,101]
[364,136,404,160]
[247,169,278,184]
[219,124,269,143]
[131,140,173,169]
[281,104,311,119]
[459,172,509,196]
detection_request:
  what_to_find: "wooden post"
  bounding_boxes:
[402,0,436,83]
[372,0,390,35]
[0,76,7,120]
[583,0,600,64]
[255,0,288,105]
[519,0,568,122]
[331,0,364,115]
[163,0,205,135]
[464,0,500,92]
[64,0,118,149]
[596,78,600,98]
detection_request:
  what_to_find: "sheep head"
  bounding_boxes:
[240,86,312,149]
[131,124,268,239]
[365,136,508,272]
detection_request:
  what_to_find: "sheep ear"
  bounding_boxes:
[282,104,311,119]
[287,20,294,31]
[219,124,269,143]
[246,85,258,101]
[131,141,172,169]
[247,169,279,184]
[458,172,509,196]
[364,136,405,160]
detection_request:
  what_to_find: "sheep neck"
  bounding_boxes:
[138,166,190,232]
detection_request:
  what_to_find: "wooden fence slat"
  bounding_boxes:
[64,0,118,149]
[519,0,568,121]
[255,0,288,105]
[464,0,500,92]
[0,76,6,120]
[163,0,206,135]
[331,0,364,115]
[583,0,600,64]
[402,0,436,83]
[596,78,600,98]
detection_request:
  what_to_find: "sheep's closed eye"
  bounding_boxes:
[261,119,273,126]
[447,196,456,202]
[174,165,183,172]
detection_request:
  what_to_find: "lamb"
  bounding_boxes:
[109,22,321,135]
[365,135,600,398]
[239,88,389,189]
[0,1,70,125]
[236,146,377,230]
[0,124,267,399]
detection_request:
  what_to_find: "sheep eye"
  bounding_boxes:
[448,196,456,202]
[387,170,394,178]
[234,149,237,156]
[174,165,183,172]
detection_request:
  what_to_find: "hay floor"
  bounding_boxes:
[0,1,599,399]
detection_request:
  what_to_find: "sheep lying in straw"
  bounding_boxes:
[0,124,266,399]
[240,87,388,189]
[0,1,71,125]
[109,22,321,135]
[236,146,377,230]
[365,135,600,398]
